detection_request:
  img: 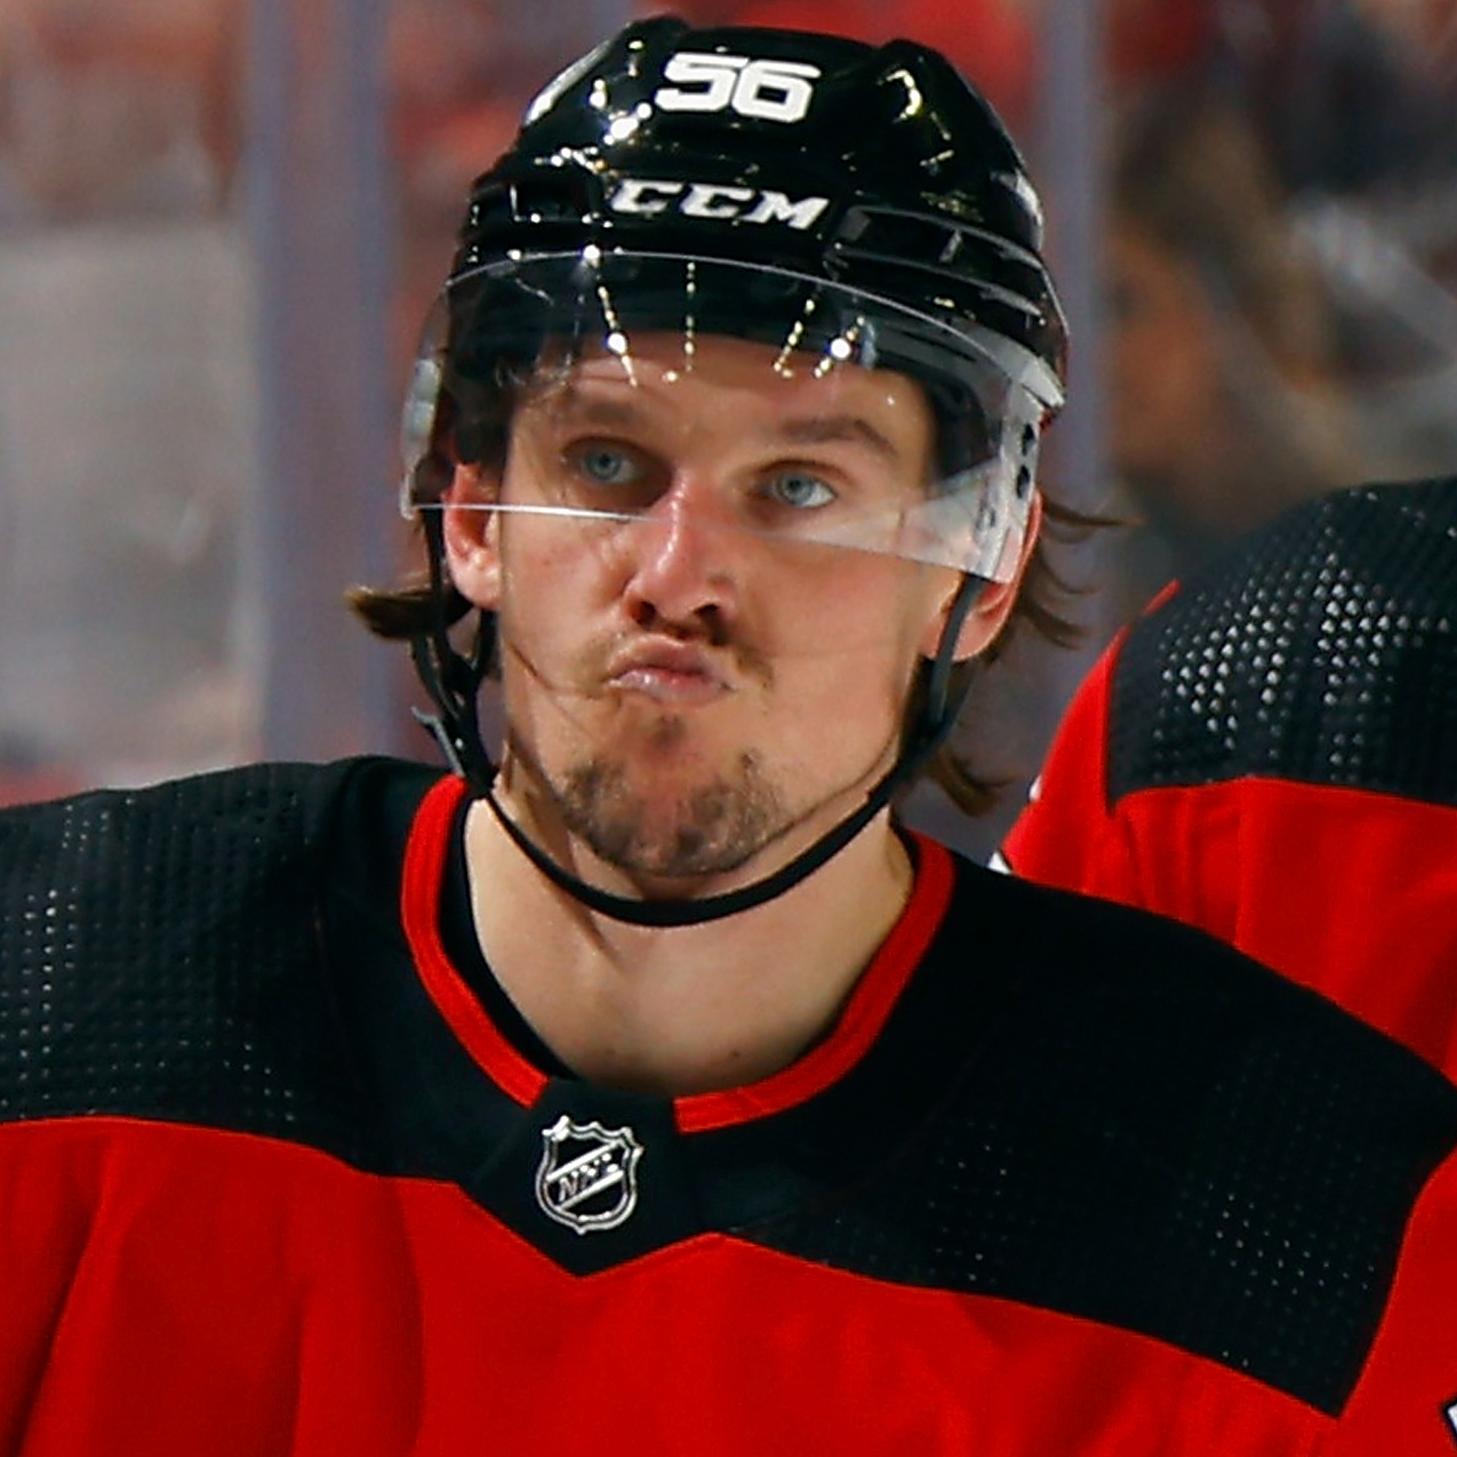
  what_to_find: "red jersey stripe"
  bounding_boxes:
[400,778,955,1131]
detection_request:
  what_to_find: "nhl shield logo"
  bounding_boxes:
[535,1115,644,1235]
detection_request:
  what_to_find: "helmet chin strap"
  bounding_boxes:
[411,511,982,927]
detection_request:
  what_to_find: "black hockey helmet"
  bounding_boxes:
[400,16,1069,925]
[402,14,1067,582]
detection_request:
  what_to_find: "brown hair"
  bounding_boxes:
[913,493,1100,814]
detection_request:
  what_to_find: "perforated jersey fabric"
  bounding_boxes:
[1002,474,1457,1072]
[4,756,1457,1454]
[0,761,369,1153]
[1002,476,1457,1073]
[1103,478,1457,806]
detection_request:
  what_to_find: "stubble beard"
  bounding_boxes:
[553,734,789,880]
[506,621,795,879]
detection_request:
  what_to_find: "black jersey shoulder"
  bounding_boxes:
[0,757,434,1160]
[729,858,1457,1413]
[1106,476,1457,805]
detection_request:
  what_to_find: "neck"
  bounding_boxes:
[461,781,916,1097]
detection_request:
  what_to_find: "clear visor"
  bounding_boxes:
[401,252,1047,581]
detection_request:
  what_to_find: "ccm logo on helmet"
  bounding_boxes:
[655,52,821,124]
[609,178,830,231]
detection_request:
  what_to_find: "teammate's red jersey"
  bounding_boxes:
[5,755,1457,1454]
[1002,477,1457,1075]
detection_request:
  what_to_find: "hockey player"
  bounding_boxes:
[3,18,1457,1456]
[1001,475,1457,1071]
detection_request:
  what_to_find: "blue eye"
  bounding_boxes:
[767,471,837,510]
[575,444,642,486]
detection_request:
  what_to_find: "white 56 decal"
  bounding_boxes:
[655,52,822,124]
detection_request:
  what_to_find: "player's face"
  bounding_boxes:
[446,332,965,883]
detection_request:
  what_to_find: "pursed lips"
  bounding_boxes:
[604,642,732,705]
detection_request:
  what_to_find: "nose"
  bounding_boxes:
[619,476,739,637]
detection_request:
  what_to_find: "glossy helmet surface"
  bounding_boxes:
[402,14,1068,580]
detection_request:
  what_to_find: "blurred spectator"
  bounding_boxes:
[1105,1,1457,389]
[388,2,631,380]
[1108,0,1218,83]
[1107,0,1455,198]
[0,0,255,789]
[0,0,240,224]
[389,1,638,228]
[1103,87,1350,619]
[1224,0,1455,197]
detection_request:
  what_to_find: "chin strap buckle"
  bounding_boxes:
[411,706,468,780]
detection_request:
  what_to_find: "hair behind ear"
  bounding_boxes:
[908,492,1113,815]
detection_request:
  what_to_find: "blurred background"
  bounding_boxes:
[2,0,1454,858]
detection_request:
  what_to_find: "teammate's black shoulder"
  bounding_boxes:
[752,854,1457,1414]
[0,756,442,1156]
[1106,475,1457,805]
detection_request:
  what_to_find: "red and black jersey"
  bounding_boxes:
[5,754,1457,1454]
[1002,476,1457,1075]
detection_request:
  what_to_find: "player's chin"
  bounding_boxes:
[598,815,785,883]
[566,763,787,879]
